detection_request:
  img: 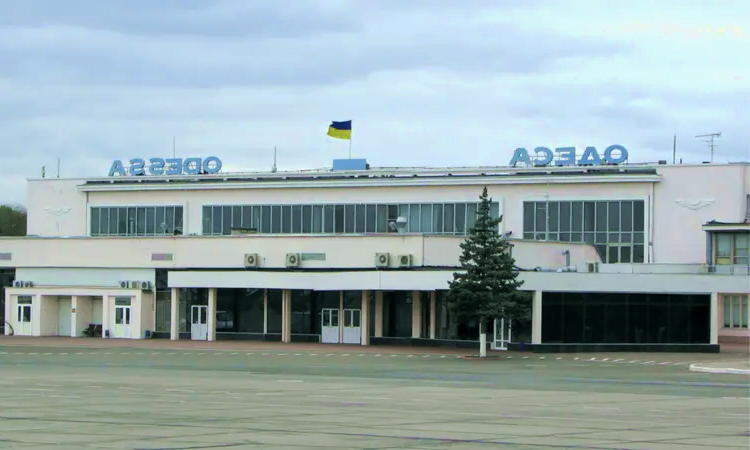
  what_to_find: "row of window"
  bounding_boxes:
[90,206,184,236]
[523,200,646,263]
[202,203,500,236]
[715,233,749,265]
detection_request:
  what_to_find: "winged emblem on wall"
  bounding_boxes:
[44,206,72,217]
[674,199,715,210]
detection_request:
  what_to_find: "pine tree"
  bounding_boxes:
[446,187,526,349]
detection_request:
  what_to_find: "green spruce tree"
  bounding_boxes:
[446,186,525,353]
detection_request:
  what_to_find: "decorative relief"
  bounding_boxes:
[44,206,72,217]
[674,199,715,210]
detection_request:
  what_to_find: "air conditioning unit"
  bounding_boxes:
[244,253,259,267]
[140,281,153,291]
[586,261,600,273]
[119,280,129,289]
[286,253,300,267]
[375,252,390,267]
[398,254,413,267]
[13,280,22,288]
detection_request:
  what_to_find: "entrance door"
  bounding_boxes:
[113,305,132,338]
[191,305,208,340]
[321,308,339,344]
[58,298,72,337]
[17,303,32,336]
[342,309,361,344]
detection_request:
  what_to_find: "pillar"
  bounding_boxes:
[374,291,383,338]
[411,291,421,338]
[282,289,291,343]
[531,290,542,345]
[361,290,370,346]
[429,291,436,339]
[207,288,217,341]
[263,289,268,334]
[102,295,111,338]
[710,292,718,345]
[339,290,344,343]
[170,288,180,340]
[4,289,11,336]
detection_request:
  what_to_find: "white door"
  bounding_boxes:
[58,298,72,337]
[17,304,32,336]
[113,306,132,338]
[321,308,339,344]
[191,305,208,340]
[342,309,361,344]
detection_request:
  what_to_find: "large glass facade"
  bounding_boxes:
[523,200,646,263]
[216,289,265,333]
[542,292,710,344]
[202,202,500,236]
[382,291,412,338]
[90,206,184,236]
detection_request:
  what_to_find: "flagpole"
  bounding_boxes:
[348,127,352,159]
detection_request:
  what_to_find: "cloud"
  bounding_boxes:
[0,0,748,205]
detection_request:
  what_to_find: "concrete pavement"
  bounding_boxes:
[0,341,748,449]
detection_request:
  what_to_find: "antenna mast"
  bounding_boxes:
[271,146,277,173]
[695,132,721,163]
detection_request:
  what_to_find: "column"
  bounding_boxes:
[282,289,291,343]
[361,290,370,346]
[4,290,11,336]
[429,291,436,340]
[207,288,217,342]
[263,289,268,335]
[374,291,383,338]
[71,296,79,337]
[339,290,344,344]
[170,288,180,340]
[709,292,718,345]
[102,295,111,338]
[531,290,543,345]
[411,291,421,338]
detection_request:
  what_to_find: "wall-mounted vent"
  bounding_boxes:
[0,253,11,261]
[151,253,173,261]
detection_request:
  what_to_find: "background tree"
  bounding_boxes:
[446,186,525,356]
[0,205,27,236]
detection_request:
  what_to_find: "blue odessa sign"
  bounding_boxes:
[509,145,628,167]
[108,156,223,176]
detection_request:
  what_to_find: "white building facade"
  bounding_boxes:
[1,156,748,351]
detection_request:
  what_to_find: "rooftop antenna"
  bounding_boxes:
[672,134,676,164]
[271,146,277,173]
[695,132,721,163]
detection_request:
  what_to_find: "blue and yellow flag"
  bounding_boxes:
[327,120,352,140]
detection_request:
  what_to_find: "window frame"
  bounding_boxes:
[89,205,184,237]
[722,294,749,329]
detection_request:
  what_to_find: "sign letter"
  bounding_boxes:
[165,158,183,175]
[509,148,532,167]
[183,157,201,175]
[149,158,165,175]
[554,147,576,166]
[202,156,222,174]
[604,145,628,164]
[577,147,602,166]
[128,158,146,176]
[108,160,126,177]
[533,147,554,166]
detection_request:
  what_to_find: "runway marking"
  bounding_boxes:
[406,355,414,358]
[294,353,301,356]
[342,354,349,357]
[276,380,303,383]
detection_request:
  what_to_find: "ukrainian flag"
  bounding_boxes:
[327,120,352,140]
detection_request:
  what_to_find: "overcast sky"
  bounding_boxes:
[1,0,748,205]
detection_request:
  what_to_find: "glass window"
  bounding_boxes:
[344,205,355,233]
[571,202,583,233]
[91,208,100,236]
[432,204,444,233]
[145,207,155,235]
[466,203,477,232]
[365,204,376,233]
[548,202,559,233]
[291,205,302,233]
[221,206,232,235]
[535,203,546,239]
[455,203,466,234]
[633,244,644,263]
[281,205,292,233]
[559,202,571,233]
[261,206,271,233]
[100,208,110,235]
[490,202,500,221]
[716,234,732,265]
[312,205,323,233]
[409,204,420,233]
[136,207,146,235]
[523,203,534,239]
[735,233,749,265]
[355,204,366,233]
[595,202,607,232]
[334,205,345,233]
[723,295,748,328]
[443,204,454,233]
[242,206,253,231]
[323,205,334,233]
[620,201,633,232]
[607,201,620,232]
[232,206,242,229]
[271,206,281,233]
[633,200,645,232]
[375,205,387,233]
[174,206,183,233]
[118,207,128,234]
[302,205,312,233]
[211,206,222,234]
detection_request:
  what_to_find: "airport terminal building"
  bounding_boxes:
[1,149,748,351]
